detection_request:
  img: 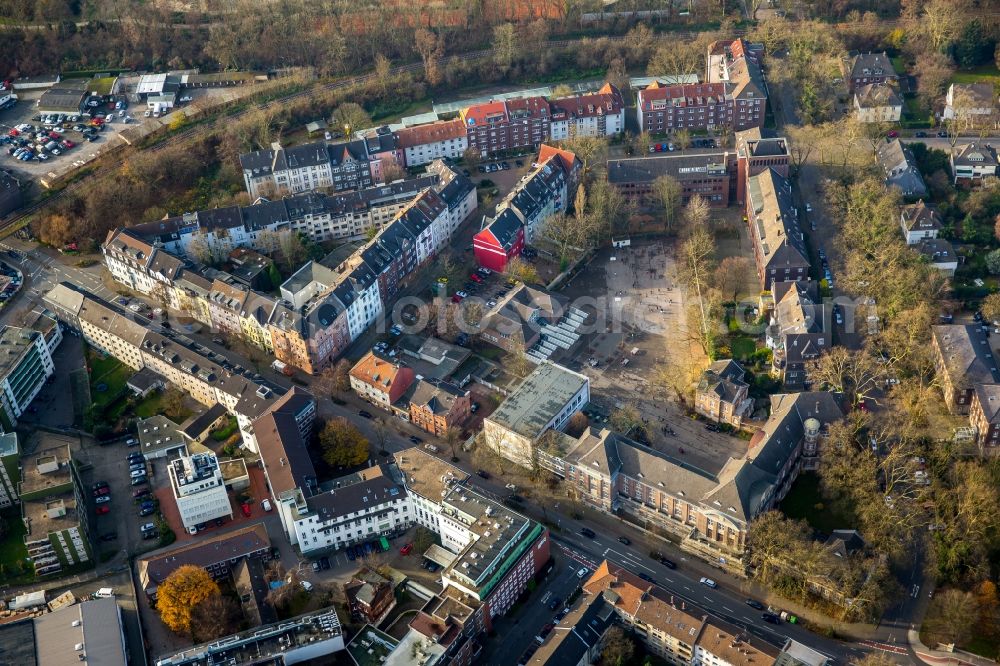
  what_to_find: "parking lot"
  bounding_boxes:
[0,90,133,179]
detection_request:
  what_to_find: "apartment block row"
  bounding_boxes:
[474,144,580,272]
[637,38,767,134]
[483,361,842,563]
[42,284,323,536]
[101,167,476,374]
[131,161,467,256]
[528,561,828,666]
[239,85,623,199]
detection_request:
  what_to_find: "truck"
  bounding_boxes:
[271,359,294,376]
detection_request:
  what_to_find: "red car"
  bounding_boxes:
[7,129,17,137]
[95,506,110,515]
[93,487,110,497]
[451,294,462,303]
[400,543,413,555]
[887,130,899,138]
[469,273,483,283]
[61,140,74,149]
[47,131,59,140]
[241,502,252,517]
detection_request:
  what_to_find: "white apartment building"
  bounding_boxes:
[0,325,57,430]
[482,361,590,466]
[396,119,469,167]
[168,452,232,531]
[290,466,410,554]
[0,433,18,508]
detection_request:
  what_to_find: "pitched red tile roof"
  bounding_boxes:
[396,119,467,149]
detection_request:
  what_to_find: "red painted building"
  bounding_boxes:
[473,208,524,272]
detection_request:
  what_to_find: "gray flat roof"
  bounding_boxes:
[487,361,588,440]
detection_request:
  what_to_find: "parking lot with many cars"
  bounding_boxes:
[0,92,134,178]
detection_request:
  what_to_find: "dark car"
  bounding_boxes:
[762,612,780,624]
[580,527,596,538]
[319,556,331,570]
[659,557,677,569]
[92,481,109,491]
[937,130,948,137]
[914,131,927,137]
[547,596,561,610]
[639,572,655,583]
[476,469,490,479]
[746,598,765,610]
[358,410,373,419]
[132,487,149,499]
[99,532,117,541]
[617,536,630,545]
[409,435,423,444]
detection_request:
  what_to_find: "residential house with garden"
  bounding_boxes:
[853,83,902,123]
[951,143,999,185]
[877,139,927,199]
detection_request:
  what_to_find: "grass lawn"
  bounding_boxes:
[951,65,1000,86]
[86,347,131,408]
[134,390,192,421]
[780,472,856,535]
[0,508,31,583]
[966,636,1000,660]
[902,95,933,125]
[729,336,757,360]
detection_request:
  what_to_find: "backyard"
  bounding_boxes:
[780,472,856,536]
[950,64,1000,86]
[86,346,131,409]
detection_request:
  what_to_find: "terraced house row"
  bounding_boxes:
[239,84,625,198]
[101,167,476,374]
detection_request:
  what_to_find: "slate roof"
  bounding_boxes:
[975,383,1000,423]
[747,168,809,274]
[854,83,901,108]
[932,324,1000,389]
[306,466,406,522]
[847,52,897,80]
[901,201,942,233]
[877,139,927,197]
[478,208,523,251]
[952,142,999,169]
[697,359,748,404]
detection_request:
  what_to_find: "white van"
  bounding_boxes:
[95,587,114,598]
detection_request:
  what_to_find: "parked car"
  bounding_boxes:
[241,502,252,517]
[93,487,110,497]
[131,475,147,486]
[95,495,111,504]
[95,506,110,515]
[358,410,373,419]
[476,469,490,479]
[409,435,423,444]
[92,481,109,491]
[262,498,272,511]
[400,543,413,555]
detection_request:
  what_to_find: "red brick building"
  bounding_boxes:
[407,378,471,437]
[461,96,551,157]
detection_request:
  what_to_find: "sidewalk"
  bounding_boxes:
[911,630,998,666]
[532,493,889,642]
